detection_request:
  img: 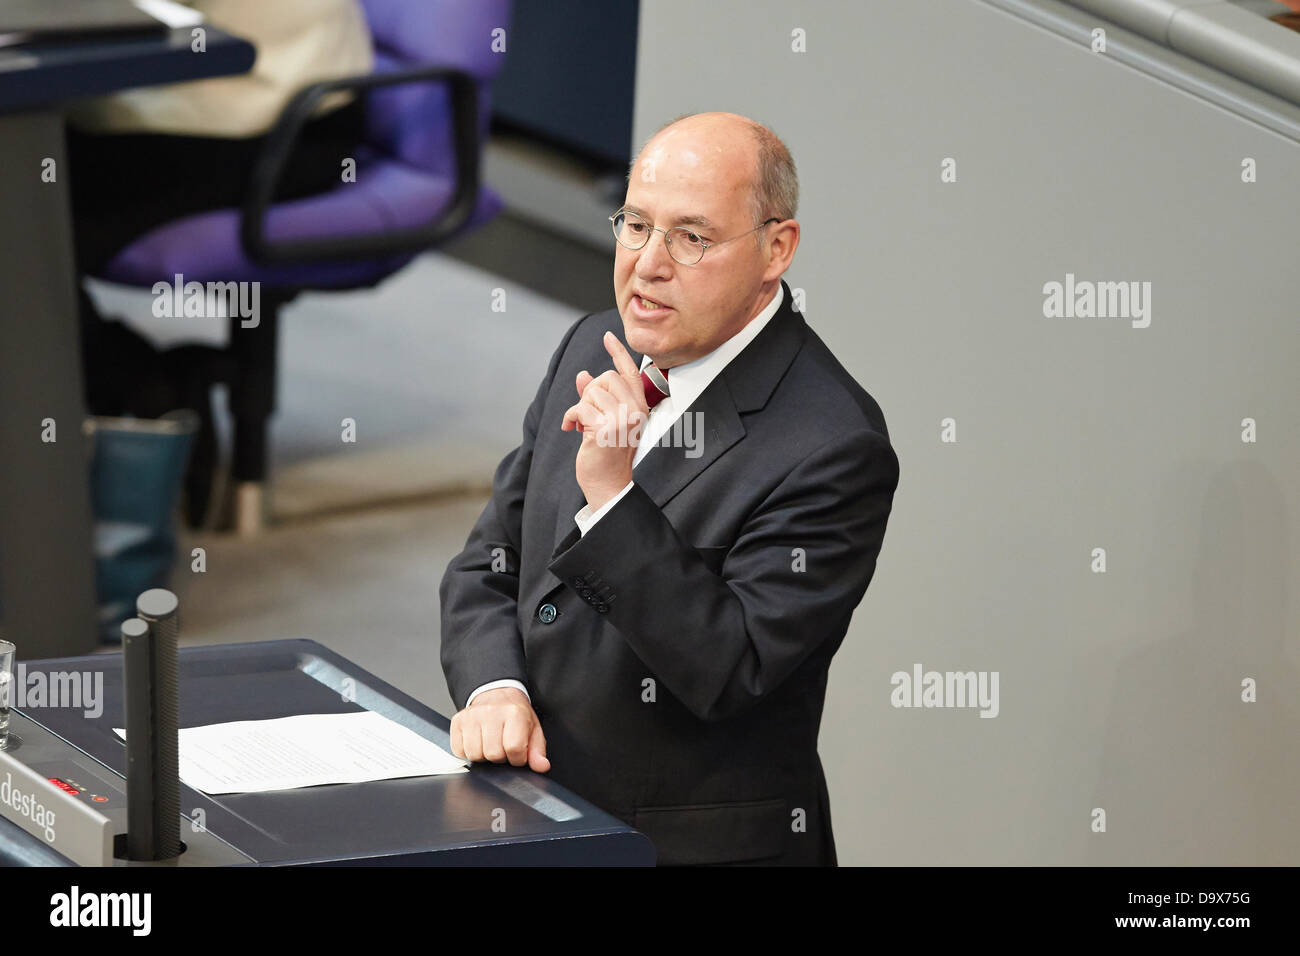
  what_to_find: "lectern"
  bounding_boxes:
[0,639,655,866]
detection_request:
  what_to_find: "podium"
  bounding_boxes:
[0,640,655,866]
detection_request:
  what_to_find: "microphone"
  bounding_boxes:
[121,588,182,861]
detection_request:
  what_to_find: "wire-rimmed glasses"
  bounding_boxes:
[610,209,780,265]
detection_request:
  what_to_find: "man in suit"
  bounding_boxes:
[440,112,898,865]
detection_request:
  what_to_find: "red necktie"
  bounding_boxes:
[641,365,669,409]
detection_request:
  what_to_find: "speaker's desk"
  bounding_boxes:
[0,639,656,866]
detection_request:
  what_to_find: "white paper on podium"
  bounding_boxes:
[114,710,469,795]
[131,0,205,28]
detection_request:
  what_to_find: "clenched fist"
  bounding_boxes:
[449,687,550,773]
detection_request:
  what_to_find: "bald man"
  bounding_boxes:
[440,112,898,866]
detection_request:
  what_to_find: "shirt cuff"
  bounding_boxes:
[466,679,531,707]
[574,481,635,536]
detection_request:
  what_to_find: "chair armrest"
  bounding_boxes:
[239,66,480,266]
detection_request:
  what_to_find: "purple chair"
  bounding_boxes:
[94,0,512,533]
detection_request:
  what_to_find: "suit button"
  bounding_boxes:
[537,603,558,624]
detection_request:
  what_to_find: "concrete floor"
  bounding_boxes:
[171,492,491,721]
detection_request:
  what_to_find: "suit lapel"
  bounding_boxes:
[626,372,744,505]
[550,279,807,559]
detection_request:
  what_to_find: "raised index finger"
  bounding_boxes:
[603,330,642,389]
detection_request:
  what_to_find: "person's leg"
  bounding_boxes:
[68,128,263,277]
[266,97,368,202]
[68,96,367,276]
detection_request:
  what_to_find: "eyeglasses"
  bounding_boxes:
[609,210,780,265]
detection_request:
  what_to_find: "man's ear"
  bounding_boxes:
[764,219,800,280]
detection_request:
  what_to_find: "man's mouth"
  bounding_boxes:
[634,294,672,312]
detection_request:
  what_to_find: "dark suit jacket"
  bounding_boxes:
[440,279,898,865]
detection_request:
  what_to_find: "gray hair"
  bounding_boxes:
[627,113,798,246]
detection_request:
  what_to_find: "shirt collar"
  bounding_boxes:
[639,283,785,413]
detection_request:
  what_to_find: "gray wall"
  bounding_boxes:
[633,0,1299,864]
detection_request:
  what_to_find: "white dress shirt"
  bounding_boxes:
[465,284,786,707]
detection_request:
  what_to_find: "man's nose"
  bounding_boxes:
[635,228,675,277]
